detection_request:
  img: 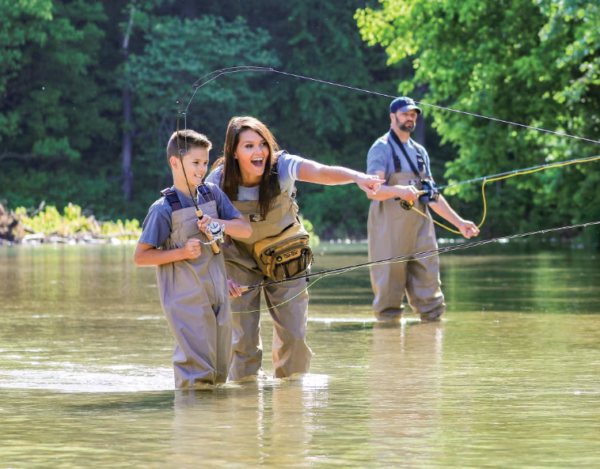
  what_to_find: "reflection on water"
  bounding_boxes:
[1,243,599,467]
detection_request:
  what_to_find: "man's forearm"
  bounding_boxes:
[429,196,465,227]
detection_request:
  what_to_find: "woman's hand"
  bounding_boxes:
[353,173,386,196]
[228,279,244,298]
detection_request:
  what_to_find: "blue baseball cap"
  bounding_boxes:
[390,97,422,115]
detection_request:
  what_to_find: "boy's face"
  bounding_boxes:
[171,147,209,187]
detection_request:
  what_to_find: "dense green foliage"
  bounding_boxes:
[1,0,406,239]
[2,0,598,242]
[15,203,140,240]
[357,0,600,243]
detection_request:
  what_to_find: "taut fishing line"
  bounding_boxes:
[174,66,600,312]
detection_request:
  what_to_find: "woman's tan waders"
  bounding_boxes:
[368,171,446,322]
[225,191,313,381]
[157,198,232,389]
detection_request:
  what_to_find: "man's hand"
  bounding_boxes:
[197,214,214,235]
[395,185,423,202]
[458,220,480,239]
[228,279,243,298]
[182,238,201,259]
[353,173,386,196]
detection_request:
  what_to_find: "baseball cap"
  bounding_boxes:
[390,97,422,114]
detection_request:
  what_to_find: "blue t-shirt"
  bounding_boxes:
[367,132,432,181]
[139,183,241,248]
[205,152,306,201]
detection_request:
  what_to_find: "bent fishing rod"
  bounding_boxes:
[177,66,600,146]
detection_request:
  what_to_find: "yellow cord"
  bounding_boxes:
[411,156,600,233]
[411,205,462,234]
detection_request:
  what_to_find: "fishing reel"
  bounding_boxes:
[398,179,440,211]
[419,179,440,204]
[199,221,225,245]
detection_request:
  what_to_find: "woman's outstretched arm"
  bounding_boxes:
[297,160,385,196]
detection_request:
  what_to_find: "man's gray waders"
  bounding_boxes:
[225,191,313,381]
[368,171,446,321]
[157,197,232,388]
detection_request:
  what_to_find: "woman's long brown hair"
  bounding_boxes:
[211,116,282,218]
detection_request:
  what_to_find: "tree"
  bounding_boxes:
[356,0,600,242]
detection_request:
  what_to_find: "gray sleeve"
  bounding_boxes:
[211,184,241,220]
[420,146,433,178]
[138,200,172,248]
[366,141,389,177]
[205,166,222,186]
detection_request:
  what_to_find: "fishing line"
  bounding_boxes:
[177,66,600,146]
[439,154,600,190]
[177,67,600,232]
[238,219,600,313]
[239,219,600,302]
[172,67,600,311]
[409,154,600,233]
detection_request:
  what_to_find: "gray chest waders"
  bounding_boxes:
[367,134,446,322]
[156,185,232,388]
[223,189,313,381]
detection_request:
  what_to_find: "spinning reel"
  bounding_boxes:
[199,221,225,245]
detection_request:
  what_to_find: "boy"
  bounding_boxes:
[134,129,252,388]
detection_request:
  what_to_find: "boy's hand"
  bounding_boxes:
[228,279,243,298]
[182,238,201,259]
[197,215,214,235]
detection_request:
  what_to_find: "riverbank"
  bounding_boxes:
[0,202,141,245]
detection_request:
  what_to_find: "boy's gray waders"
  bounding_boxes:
[225,191,313,381]
[157,198,232,388]
[368,171,446,322]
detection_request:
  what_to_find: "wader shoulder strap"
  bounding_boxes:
[388,130,425,177]
[197,183,215,204]
[160,187,183,211]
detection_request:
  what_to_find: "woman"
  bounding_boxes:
[206,116,383,381]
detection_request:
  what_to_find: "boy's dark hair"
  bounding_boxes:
[166,130,212,168]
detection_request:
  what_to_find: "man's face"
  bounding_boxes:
[391,109,419,133]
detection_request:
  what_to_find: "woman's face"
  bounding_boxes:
[235,129,270,185]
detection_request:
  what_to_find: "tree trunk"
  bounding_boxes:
[121,4,135,203]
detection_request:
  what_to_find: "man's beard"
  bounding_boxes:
[399,121,416,133]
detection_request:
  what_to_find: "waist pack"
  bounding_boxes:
[252,221,313,281]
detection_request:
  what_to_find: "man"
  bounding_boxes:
[366,97,479,322]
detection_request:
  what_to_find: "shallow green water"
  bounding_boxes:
[1,243,599,468]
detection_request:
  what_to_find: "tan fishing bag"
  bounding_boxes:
[252,221,313,281]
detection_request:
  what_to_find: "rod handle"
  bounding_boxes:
[239,285,250,293]
[196,209,220,254]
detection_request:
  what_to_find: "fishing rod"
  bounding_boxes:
[174,119,223,254]
[439,154,600,190]
[172,67,600,299]
[408,154,600,235]
[239,219,600,294]
[178,66,600,146]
